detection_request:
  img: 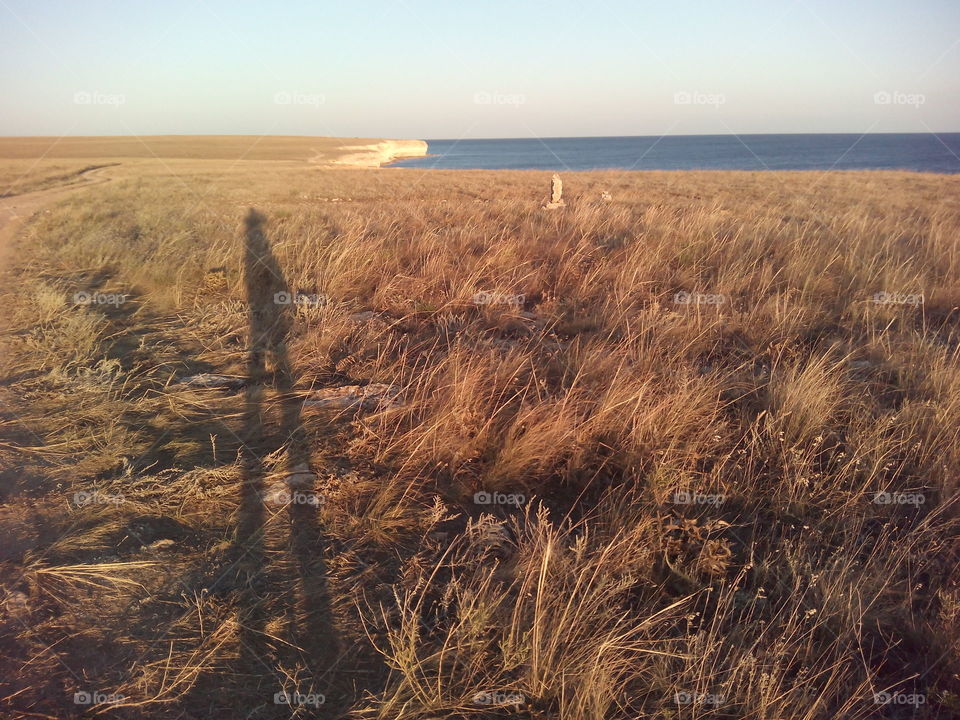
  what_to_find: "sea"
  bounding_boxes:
[390,133,960,173]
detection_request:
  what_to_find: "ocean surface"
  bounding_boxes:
[391,134,960,173]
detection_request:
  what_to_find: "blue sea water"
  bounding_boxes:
[391,134,960,173]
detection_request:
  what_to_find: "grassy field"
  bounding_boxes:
[0,135,398,161]
[1,152,959,719]
[0,136,425,198]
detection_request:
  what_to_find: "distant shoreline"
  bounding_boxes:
[0,135,428,166]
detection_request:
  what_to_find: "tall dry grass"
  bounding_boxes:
[1,165,958,718]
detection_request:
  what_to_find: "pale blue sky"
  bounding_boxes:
[0,0,957,138]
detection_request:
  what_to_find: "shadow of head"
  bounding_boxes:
[243,208,290,349]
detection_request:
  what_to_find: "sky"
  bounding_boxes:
[0,0,958,139]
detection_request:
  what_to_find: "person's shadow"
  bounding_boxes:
[237,208,341,712]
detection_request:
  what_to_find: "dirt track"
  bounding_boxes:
[0,164,116,270]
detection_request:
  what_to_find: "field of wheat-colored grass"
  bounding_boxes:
[1,162,958,719]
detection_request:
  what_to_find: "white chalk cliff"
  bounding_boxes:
[329,139,428,167]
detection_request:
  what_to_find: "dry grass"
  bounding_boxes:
[1,161,959,719]
[0,135,393,162]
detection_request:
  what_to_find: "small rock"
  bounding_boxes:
[286,463,315,489]
[347,311,377,323]
[4,590,30,617]
[176,374,245,390]
[146,538,176,551]
[474,521,514,560]
[303,383,403,411]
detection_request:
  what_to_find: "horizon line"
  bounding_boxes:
[2,130,960,141]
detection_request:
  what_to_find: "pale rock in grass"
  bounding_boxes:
[551,174,563,203]
[175,373,245,390]
[542,174,566,209]
[303,382,402,411]
[145,538,176,551]
[286,462,316,489]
